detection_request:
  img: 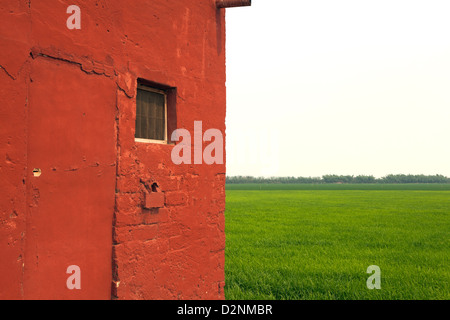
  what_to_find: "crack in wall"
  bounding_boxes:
[0,65,16,80]
[30,50,132,96]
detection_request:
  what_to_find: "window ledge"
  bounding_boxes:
[135,138,168,145]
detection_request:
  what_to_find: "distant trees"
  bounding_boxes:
[378,174,449,184]
[322,175,354,184]
[226,174,450,184]
[354,175,377,184]
[225,176,322,184]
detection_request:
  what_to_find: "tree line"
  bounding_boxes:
[226,174,450,184]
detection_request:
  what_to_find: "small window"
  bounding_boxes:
[135,84,167,143]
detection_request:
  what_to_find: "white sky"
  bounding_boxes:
[225,0,450,178]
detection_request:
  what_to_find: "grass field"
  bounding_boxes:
[224,184,450,300]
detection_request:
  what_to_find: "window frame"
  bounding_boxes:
[134,84,168,145]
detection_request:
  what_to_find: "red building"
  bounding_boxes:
[0,0,250,300]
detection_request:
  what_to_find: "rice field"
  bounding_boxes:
[224,184,450,300]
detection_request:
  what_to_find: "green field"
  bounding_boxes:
[224,184,450,300]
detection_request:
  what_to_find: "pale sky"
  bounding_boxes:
[225,0,450,178]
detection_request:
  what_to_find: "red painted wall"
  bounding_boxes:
[0,0,226,300]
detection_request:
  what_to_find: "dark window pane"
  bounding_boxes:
[136,92,142,138]
[135,87,166,141]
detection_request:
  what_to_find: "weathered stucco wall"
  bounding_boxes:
[0,0,226,300]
